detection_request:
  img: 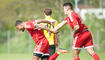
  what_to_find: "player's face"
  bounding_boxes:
[16,23,24,31]
[63,6,71,15]
[64,6,68,15]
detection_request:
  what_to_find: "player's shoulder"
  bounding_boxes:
[52,18,58,22]
[26,20,35,24]
[24,20,35,29]
[72,11,79,16]
[28,20,35,22]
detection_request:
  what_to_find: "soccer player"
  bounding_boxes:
[51,2,100,60]
[43,8,59,56]
[15,20,69,60]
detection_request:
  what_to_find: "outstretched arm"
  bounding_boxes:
[34,20,67,33]
[53,20,67,31]
[35,19,55,25]
[35,24,57,33]
[73,24,80,34]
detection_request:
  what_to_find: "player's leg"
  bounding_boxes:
[84,32,100,60]
[73,49,81,60]
[86,47,100,60]
[41,38,50,60]
[41,56,49,60]
[32,55,40,60]
[41,53,58,60]
[33,46,43,60]
[72,30,91,60]
[41,48,70,60]
[48,49,70,60]
[49,45,56,56]
[41,45,56,60]
[72,35,83,60]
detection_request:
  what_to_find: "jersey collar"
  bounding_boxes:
[45,16,52,20]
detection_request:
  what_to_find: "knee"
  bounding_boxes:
[73,52,80,58]
[90,51,95,56]
[86,47,95,56]
[87,50,95,56]
[73,49,80,57]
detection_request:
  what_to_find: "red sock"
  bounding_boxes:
[92,53,100,60]
[48,52,59,60]
[74,56,80,60]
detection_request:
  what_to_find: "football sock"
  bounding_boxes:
[74,56,80,60]
[92,53,100,60]
[48,52,59,60]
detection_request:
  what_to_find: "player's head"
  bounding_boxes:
[15,20,25,32]
[63,2,73,15]
[44,8,52,16]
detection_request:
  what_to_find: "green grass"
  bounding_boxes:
[0,53,32,60]
[0,52,104,60]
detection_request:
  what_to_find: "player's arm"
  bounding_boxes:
[36,19,55,25]
[34,20,67,33]
[73,24,80,34]
[53,20,67,31]
[69,13,80,34]
[34,24,57,33]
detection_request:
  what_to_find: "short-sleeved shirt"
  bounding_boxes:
[64,11,87,37]
[43,17,58,45]
[24,20,45,45]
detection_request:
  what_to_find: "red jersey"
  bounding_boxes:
[65,11,87,37]
[24,20,45,45]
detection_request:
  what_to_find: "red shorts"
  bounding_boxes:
[72,30,94,49]
[33,37,49,57]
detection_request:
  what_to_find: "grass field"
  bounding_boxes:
[0,52,104,60]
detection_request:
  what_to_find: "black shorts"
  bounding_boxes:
[49,45,56,56]
[33,53,49,58]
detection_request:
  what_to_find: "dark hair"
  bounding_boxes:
[63,2,73,9]
[15,20,23,26]
[44,8,52,16]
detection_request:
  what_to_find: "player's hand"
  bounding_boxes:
[51,22,55,26]
[51,29,58,34]
[35,24,43,29]
[48,20,56,26]
[34,24,39,29]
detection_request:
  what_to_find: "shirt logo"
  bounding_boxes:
[24,24,31,28]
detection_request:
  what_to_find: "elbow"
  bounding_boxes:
[77,26,80,30]
[75,25,79,30]
[74,25,80,32]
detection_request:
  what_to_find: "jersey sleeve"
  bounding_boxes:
[64,17,68,22]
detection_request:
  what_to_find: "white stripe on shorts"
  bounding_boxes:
[42,54,49,57]
[33,51,43,54]
[72,47,82,49]
[85,45,94,49]
[73,36,78,47]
